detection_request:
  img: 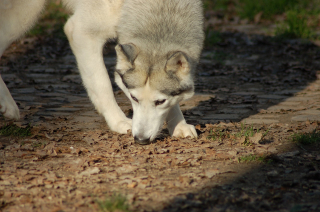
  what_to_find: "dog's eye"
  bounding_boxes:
[155,99,166,106]
[130,94,139,103]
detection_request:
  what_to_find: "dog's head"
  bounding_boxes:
[115,43,196,144]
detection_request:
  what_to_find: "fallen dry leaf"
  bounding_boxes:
[79,167,100,176]
[238,136,246,144]
[204,169,221,179]
[249,133,263,144]
[127,181,138,188]
[116,165,138,174]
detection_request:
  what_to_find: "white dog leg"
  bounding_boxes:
[0,76,20,120]
[64,13,131,134]
[0,0,46,120]
[167,104,198,138]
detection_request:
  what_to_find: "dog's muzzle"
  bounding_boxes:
[134,136,151,145]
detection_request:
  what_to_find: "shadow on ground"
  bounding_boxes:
[160,32,320,212]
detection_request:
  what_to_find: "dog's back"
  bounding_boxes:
[0,0,47,55]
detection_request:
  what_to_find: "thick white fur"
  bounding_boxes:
[0,0,199,139]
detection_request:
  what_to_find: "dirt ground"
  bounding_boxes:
[1,28,320,212]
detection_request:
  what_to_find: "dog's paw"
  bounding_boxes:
[109,118,132,134]
[0,99,20,120]
[171,122,198,139]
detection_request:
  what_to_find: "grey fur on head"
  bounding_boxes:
[115,0,204,98]
[117,0,204,63]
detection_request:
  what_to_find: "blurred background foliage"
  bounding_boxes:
[28,0,68,37]
[204,0,320,42]
[29,0,320,42]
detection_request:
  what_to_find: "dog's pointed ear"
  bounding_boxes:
[165,51,190,75]
[115,43,139,66]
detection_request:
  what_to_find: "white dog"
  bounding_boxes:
[0,0,204,144]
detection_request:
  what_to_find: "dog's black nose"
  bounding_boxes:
[134,136,151,145]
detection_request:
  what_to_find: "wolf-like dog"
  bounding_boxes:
[0,0,204,144]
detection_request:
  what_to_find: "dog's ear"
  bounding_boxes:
[115,43,139,66]
[165,51,190,75]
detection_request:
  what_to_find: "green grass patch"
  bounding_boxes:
[275,10,314,39]
[292,130,320,145]
[208,124,270,145]
[238,0,300,20]
[0,124,32,137]
[204,0,231,11]
[236,124,269,146]
[28,0,69,37]
[238,154,272,163]
[203,0,302,20]
[208,128,230,141]
[204,0,320,24]
[32,142,43,148]
[236,124,256,138]
[237,124,269,138]
[212,51,230,64]
[97,194,130,212]
[205,30,222,46]
[202,50,230,64]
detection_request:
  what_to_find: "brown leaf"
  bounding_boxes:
[54,146,71,154]
[79,167,100,176]
[204,169,221,179]
[127,181,138,188]
[228,150,238,156]
[35,150,48,158]
[116,165,137,174]
[30,177,44,185]
[249,133,263,144]
[44,172,57,182]
[14,150,29,158]
[195,125,202,131]
[0,180,11,186]
[28,170,45,175]
[16,169,28,176]
[20,144,34,151]
[179,176,191,184]
[216,153,232,159]
[43,142,56,151]
[17,195,32,204]
[239,136,246,143]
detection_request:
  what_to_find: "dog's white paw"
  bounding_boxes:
[171,122,198,139]
[109,118,132,134]
[0,98,20,120]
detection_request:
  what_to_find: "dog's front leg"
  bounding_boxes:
[167,104,197,139]
[64,17,131,134]
[0,76,20,120]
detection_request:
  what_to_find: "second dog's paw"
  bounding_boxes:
[171,122,198,139]
[0,99,20,120]
[109,118,132,134]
